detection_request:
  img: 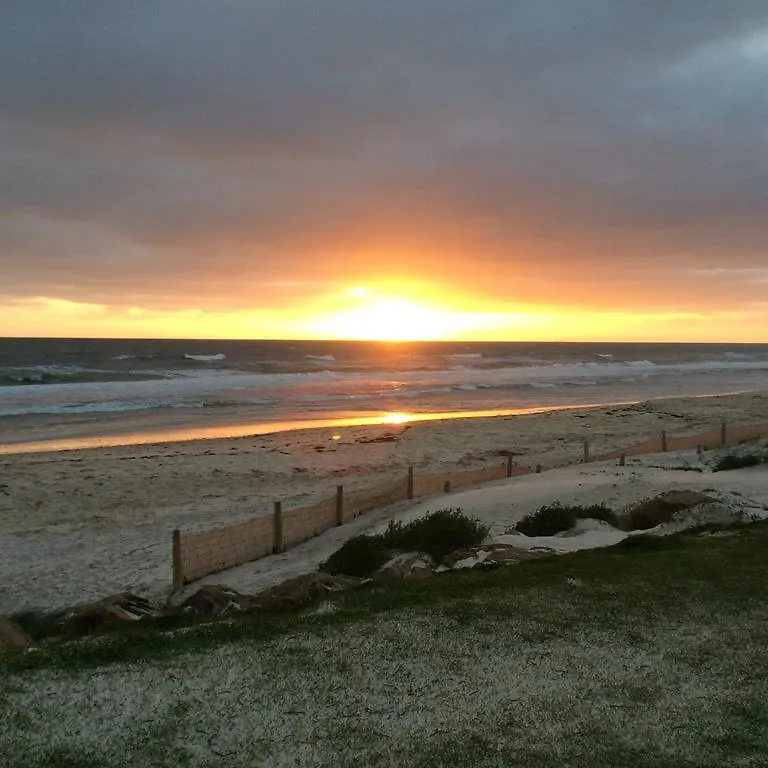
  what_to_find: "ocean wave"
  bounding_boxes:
[2,358,768,418]
[0,365,117,386]
[0,372,62,386]
[184,353,226,362]
[305,354,336,362]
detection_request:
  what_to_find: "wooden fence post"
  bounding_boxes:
[696,444,703,459]
[335,485,344,526]
[443,479,451,493]
[583,439,590,463]
[661,430,668,452]
[407,466,414,500]
[619,453,626,466]
[172,529,183,592]
[506,454,513,477]
[536,464,543,473]
[273,501,284,554]
[721,420,727,445]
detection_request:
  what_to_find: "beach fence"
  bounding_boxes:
[171,418,768,591]
[171,460,514,590]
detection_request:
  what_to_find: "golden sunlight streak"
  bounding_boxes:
[382,412,411,424]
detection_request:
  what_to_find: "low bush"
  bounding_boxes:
[514,502,617,537]
[619,490,716,531]
[320,509,489,577]
[713,453,765,472]
[9,610,63,642]
[319,534,389,578]
[382,508,489,562]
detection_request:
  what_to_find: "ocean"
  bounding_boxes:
[1,338,767,452]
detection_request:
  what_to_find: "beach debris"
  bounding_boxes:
[621,490,716,530]
[0,616,33,650]
[357,432,400,444]
[373,552,435,581]
[181,585,259,618]
[53,592,160,637]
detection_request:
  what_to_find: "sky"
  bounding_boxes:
[1,1,767,341]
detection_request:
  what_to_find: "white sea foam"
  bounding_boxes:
[305,354,336,362]
[184,353,226,362]
[1,359,767,419]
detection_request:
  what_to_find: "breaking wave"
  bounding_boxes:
[184,353,227,362]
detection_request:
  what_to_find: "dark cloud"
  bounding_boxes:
[1,1,768,316]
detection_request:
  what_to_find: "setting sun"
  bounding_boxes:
[311,295,483,341]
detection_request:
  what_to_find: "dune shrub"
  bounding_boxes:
[382,508,489,562]
[320,509,489,577]
[319,534,389,578]
[514,502,617,537]
[619,490,715,531]
[8,610,63,643]
[713,453,765,472]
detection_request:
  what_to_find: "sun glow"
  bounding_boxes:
[382,412,411,424]
[312,293,489,341]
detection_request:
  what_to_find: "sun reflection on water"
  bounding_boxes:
[382,412,411,424]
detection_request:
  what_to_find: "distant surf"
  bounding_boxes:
[1,338,767,449]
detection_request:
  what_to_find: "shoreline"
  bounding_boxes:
[0,404,601,456]
[1,382,764,456]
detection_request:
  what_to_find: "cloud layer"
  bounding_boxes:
[2,1,767,335]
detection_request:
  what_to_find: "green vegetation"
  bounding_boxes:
[317,532,391,578]
[9,609,63,642]
[381,508,489,562]
[513,501,617,536]
[713,452,767,472]
[320,508,489,577]
[3,523,768,767]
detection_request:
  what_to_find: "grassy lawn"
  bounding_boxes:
[3,527,768,767]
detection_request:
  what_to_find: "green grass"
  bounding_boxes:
[3,524,768,767]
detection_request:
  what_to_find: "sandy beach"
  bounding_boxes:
[1,389,767,614]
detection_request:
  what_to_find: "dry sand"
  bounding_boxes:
[1,389,767,613]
